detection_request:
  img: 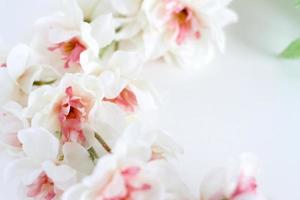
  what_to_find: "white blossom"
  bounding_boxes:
[62,124,192,200]
[25,73,126,151]
[4,128,77,200]
[200,154,267,200]
[143,0,237,69]
[0,101,28,153]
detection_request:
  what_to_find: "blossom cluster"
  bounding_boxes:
[0,0,267,200]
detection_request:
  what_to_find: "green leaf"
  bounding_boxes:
[280,38,300,59]
[296,0,300,6]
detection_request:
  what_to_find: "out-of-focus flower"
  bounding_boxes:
[0,44,45,105]
[5,128,77,200]
[0,101,28,152]
[200,154,267,200]
[62,132,192,200]
[113,123,183,161]
[143,0,237,69]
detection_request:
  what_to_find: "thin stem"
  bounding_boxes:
[87,147,99,162]
[95,132,112,153]
[33,79,56,86]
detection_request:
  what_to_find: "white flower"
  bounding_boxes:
[143,0,237,69]
[70,0,144,40]
[25,73,126,152]
[0,101,28,152]
[200,154,267,200]
[31,0,115,75]
[108,0,144,41]
[113,123,183,161]
[65,0,146,64]
[62,156,160,200]
[6,44,43,93]
[0,67,24,106]
[96,50,157,113]
[62,123,191,200]
[81,48,157,113]
[0,44,45,105]
[4,128,77,200]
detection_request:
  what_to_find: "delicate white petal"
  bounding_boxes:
[74,0,100,19]
[83,155,117,186]
[63,142,94,175]
[5,44,42,93]
[108,51,143,79]
[115,18,141,40]
[90,101,126,145]
[91,14,115,48]
[0,101,28,134]
[6,44,31,81]
[102,172,126,198]
[4,158,38,184]
[200,154,264,200]
[62,184,88,200]
[129,82,157,111]
[25,85,55,118]
[62,0,84,26]
[110,0,141,16]
[18,128,59,163]
[42,161,77,190]
[145,160,191,199]
[99,71,128,99]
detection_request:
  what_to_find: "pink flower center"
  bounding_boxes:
[230,174,257,200]
[58,86,87,144]
[0,63,6,68]
[27,172,56,200]
[103,167,151,200]
[165,0,201,45]
[103,88,138,112]
[48,37,86,69]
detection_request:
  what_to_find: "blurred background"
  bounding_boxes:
[0,0,300,199]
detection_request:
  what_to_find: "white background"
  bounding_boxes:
[0,0,300,199]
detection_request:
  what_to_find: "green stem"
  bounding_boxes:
[95,132,112,153]
[87,147,99,162]
[33,79,56,86]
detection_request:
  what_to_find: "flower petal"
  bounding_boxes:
[89,101,126,145]
[42,160,77,191]
[62,184,88,200]
[6,44,31,82]
[18,128,59,163]
[63,142,94,175]
[108,50,143,79]
[110,0,141,16]
[4,158,38,184]
[91,14,115,48]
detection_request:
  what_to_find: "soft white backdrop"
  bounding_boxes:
[0,0,300,199]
